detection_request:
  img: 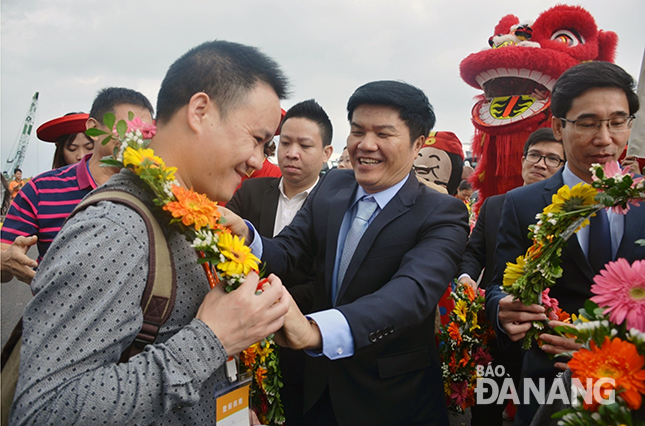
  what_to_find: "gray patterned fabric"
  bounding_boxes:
[10,169,228,425]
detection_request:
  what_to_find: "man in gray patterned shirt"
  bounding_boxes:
[10,40,290,425]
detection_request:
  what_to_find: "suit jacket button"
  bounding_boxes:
[389,325,394,334]
[369,332,377,342]
[376,330,383,339]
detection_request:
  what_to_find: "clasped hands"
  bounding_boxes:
[498,295,581,370]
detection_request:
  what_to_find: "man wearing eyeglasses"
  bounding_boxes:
[485,61,644,425]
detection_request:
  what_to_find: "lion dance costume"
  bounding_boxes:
[460,5,618,211]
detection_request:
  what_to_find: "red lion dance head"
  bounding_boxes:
[460,5,618,210]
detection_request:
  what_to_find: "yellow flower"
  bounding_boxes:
[216,232,260,276]
[550,183,598,212]
[123,147,165,173]
[454,300,468,323]
[503,255,526,287]
[469,311,480,333]
[256,340,274,364]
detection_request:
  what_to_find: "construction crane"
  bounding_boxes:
[3,92,39,177]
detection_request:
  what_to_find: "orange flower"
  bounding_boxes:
[463,284,476,303]
[163,185,221,231]
[255,366,268,388]
[569,336,645,410]
[240,343,258,369]
[457,349,470,368]
[448,322,462,346]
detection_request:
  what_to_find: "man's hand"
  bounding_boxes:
[621,155,642,174]
[539,320,582,371]
[217,206,251,241]
[1,237,38,284]
[196,272,289,356]
[458,276,478,290]
[274,293,322,350]
[498,295,547,341]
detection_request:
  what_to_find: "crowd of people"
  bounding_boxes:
[0,39,643,426]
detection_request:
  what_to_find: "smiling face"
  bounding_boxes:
[414,146,452,190]
[347,104,424,194]
[188,82,282,202]
[278,117,332,197]
[521,140,565,185]
[552,87,631,183]
[63,133,95,165]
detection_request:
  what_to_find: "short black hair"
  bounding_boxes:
[458,180,472,191]
[347,80,436,142]
[14,168,21,174]
[156,40,289,125]
[523,128,561,153]
[281,99,333,147]
[89,87,154,125]
[551,62,639,121]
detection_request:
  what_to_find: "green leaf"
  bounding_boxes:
[101,135,113,146]
[128,111,134,121]
[116,120,128,138]
[85,128,108,137]
[103,112,116,130]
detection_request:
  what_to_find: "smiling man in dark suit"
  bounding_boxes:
[226,80,470,425]
[486,61,644,425]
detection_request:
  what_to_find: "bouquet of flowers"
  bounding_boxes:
[439,282,494,413]
[88,113,285,424]
[552,257,645,425]
[502,161,645,349]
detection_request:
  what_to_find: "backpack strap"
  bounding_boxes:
[67,189,177,362]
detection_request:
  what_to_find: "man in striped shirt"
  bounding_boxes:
[1,87,153,284]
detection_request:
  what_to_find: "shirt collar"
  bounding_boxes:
[77,153,98,190]
[278,176,320,200]
[352,173,410,210]
[561,162,586,188]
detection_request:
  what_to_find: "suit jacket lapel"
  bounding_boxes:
[617,203,645,260]
[259,180,280,237]
[335,173,417,303]
[324,184,355,298]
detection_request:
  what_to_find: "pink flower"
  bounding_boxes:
[541,288,561,320]
[590,259,645,332]
[450,381,469,406]
[473,347,493,366]
[127,117,157,139]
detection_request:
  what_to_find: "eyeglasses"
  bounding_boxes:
[523,151,564,168]
[559,115,635,135]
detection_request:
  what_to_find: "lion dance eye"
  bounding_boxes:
[550,29,583,47]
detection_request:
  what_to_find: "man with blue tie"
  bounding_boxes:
[226,80,469,425]
[485,61,645,425]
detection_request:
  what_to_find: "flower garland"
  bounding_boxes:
[551,258,645,425]
[438,282,495,413]
[501,162,645,349]
[89,112,284,424]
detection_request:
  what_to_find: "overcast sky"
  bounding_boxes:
[2,0,644,177]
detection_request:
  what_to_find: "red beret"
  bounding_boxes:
[37,113,89,143]
[423,131,464,160]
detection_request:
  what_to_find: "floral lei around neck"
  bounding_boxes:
[87,112,285,425]
[501,160,645,350]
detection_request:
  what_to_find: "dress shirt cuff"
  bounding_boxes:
[245,220,263,259]
[458,273,472,282]
[305,309,354,360]
[496,302,508,336]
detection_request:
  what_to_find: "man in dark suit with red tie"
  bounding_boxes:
[227,80,470,425]
[486,61,645,425]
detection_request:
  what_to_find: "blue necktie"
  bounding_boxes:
[587,209,612,275]
[335,197,377,300]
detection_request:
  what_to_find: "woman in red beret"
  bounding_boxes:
[37,112,93,169]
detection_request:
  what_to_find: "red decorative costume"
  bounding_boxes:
[460,5,618,211]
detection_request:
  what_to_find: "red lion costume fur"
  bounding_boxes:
[460,5,618,211]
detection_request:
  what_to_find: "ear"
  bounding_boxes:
[412,135,425,155]
[551,116,564,141]
[322,145,333,163]
[85,117,100,141]
[186,92,213,134]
